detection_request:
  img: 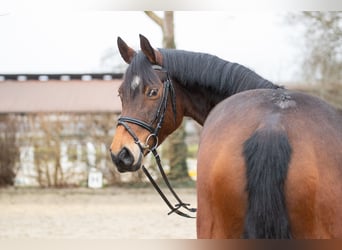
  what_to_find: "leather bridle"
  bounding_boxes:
[117,65,176,153]
[116,65,196,218]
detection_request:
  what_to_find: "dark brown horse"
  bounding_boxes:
[110,35,342,239]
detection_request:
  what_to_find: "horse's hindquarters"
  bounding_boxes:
[196,141,247,238]
[196,89,342,239]
[196,110,252,238]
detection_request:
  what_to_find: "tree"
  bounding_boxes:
[144,11,176,49]
[0,115,19,186]
[144,11,190,180]
[288,12,342,85]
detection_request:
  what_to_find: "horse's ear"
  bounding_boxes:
[117,37,136,64]
[139,34,161,65]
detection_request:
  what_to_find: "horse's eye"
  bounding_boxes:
[147,89,159,97]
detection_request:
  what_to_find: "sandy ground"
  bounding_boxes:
[0,187,197,239]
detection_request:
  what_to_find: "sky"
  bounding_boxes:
[0,11,307,83]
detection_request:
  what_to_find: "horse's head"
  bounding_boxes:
[110,35,182,173]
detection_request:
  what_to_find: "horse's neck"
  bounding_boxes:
[176,84,217,125]
[162,49,280,125]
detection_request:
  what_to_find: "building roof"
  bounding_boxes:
[0,79,122,113]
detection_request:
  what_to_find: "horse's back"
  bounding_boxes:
[197,88,342,238]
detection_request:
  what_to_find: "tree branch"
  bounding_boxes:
[144,11,163,29]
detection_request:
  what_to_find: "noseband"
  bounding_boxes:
[117,65,196,218]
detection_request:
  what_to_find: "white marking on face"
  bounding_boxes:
[126,142,144,165]
[131,75,141,90]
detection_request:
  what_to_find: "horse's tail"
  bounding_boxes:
[243,127,292,239]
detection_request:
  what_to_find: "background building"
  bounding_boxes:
[0,73,122,186]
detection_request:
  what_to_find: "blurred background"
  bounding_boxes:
[0,10,341,239]
[1,11,341,187]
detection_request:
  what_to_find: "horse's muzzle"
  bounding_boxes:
[110,147,142,172]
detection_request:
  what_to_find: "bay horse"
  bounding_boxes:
[109,34,342,239]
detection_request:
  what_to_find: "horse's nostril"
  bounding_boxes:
[118,147,134,167]
[110,147,141,172]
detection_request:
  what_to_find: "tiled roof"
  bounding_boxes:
[0,79,122,113]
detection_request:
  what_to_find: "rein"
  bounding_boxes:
[117,65,196,218]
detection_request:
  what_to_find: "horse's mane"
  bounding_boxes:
[160,49,280,96]
[123,49,280,98]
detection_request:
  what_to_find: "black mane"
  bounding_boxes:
[160,49,280,97]
[123,49,281,100]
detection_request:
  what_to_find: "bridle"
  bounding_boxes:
[118,65,176,153]
[117,65,196,218]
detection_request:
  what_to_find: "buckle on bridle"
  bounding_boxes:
[145,133,159,151]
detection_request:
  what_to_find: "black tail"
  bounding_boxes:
[243,128,292,239]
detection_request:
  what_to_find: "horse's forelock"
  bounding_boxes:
[122,51,160,96]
